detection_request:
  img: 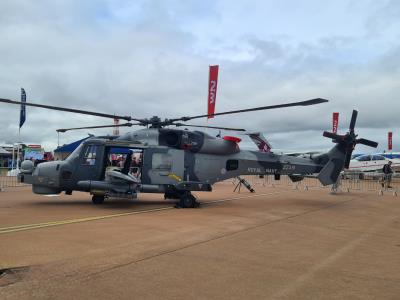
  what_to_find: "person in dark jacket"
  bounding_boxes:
[382,161,393,188]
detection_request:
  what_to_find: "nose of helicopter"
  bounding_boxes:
[20,160,64,194]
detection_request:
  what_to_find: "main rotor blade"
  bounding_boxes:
[56,122,142,133]
[174,123,246,132]
[0,98,137,122]
[171,98,329,122]
[349,110,358,132]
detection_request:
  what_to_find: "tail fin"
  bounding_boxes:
[247,132,272,153]
[316,110,378,185]
[316,146,346,185]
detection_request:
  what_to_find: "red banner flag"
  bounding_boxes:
[207,65,219,118]
[332,112,339,134]
[388,132,393,151]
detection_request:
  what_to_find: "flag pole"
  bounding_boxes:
[17,87,27,171]
[17,105,21,172]
[11,144,15,172]
[16,142,20,171]
[17,128,20,171]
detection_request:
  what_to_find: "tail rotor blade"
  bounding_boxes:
[323,109,377,171]
[349,110,358,132]
[323,131,342,140]
[356,138,378,148]
[344,152,352,169]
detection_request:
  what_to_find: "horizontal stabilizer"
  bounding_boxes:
[247,132,272,153]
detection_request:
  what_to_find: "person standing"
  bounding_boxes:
[382,160,393,189]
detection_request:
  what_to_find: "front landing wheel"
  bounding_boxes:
[178,192,199,208]
[92,195,105,205]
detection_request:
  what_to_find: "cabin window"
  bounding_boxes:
[83,145,97,165]
[372,155,385,161]
[226,159,239,171]
[356,155,371,162]
[152,153,172,171]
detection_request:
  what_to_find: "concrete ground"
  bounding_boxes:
[0,183,399,299]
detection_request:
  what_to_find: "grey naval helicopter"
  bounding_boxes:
[0,97,378,208]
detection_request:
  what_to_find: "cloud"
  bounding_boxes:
[0,0,398,154]
[366,0,400,37]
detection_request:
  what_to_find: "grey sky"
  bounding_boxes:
[0,0,399,153]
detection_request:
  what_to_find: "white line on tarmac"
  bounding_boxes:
[0,191,287,234]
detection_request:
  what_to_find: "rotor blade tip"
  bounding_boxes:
[302,98,329,106]
[314,98,329,104]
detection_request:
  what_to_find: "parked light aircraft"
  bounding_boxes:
[348,154,400,172]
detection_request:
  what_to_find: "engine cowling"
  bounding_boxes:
[158,129,240,155]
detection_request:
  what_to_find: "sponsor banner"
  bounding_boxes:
[207,65,219,118]
[388,132,393,151]
[24,147,44,160]
[332,112,339,134]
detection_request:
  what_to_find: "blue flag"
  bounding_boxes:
[19,88,26,128]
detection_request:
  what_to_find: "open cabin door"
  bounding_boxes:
[103,146,144,180]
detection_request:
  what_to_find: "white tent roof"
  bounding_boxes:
[0,147,11,155]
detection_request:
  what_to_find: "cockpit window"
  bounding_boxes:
[65,144,83,162]
[82,145,97,165]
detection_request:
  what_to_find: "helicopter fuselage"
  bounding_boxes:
[19,129,326,200]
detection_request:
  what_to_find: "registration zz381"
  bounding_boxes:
[282,164,295,171]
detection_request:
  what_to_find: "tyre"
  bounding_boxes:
[179,192,197,208]
[92,195,105,205]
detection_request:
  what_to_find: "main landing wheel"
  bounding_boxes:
[92,195,105,205]
[178,192,199,208]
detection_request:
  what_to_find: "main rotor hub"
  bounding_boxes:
[148,116,163,128]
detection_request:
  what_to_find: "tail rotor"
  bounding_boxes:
[322,110,378,169]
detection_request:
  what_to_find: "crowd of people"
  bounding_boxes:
[107,152,143,179]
